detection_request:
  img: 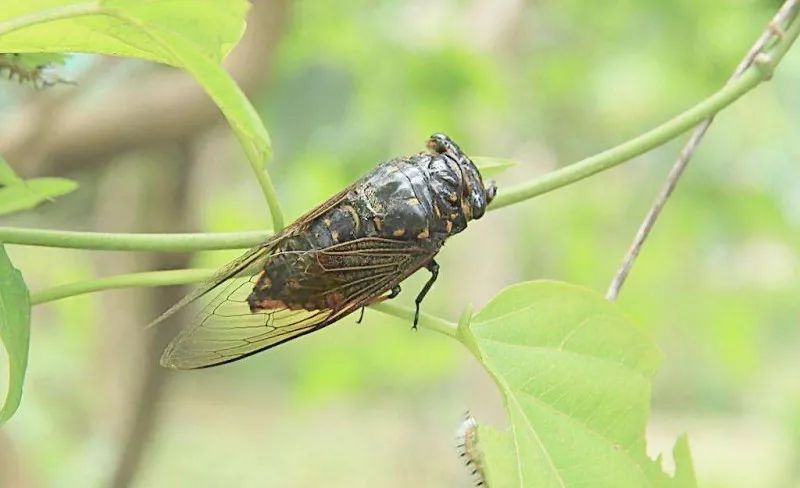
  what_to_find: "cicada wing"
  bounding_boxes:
[150,182,361,333]
[146,243,275,330]
[161,237,438,369]
[160,274,336,369]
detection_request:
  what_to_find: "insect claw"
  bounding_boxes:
[356,306,365,324]
[412,302,421,330]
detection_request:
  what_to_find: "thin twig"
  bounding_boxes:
[605,0,800,301]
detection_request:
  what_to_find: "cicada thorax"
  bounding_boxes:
[246,133,495,319]
[246,157,447,314]
[359,158,444,243]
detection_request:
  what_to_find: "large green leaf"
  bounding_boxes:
[0,245,31,423]
[0,1,273,200]
[458,281,696,488]
[0,177,78,216]
[0,0,248,64]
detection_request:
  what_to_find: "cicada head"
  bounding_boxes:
[427,133,497,221]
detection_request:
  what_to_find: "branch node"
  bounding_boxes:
[768,20,787,39]
[754,52,776,80]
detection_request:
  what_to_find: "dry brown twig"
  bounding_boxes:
[606,0,800,300]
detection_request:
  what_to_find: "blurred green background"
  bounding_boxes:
[1,0,800,486]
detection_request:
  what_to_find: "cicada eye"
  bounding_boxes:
[485,181,497,204]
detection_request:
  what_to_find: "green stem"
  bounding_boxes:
[2,3,797,260]
[30,268,460,339]
[0,2,102,38]
[30,268,216,305]
[490,15,800,211]
[243,143,286,231]
[370,302,458,338]
[0,227,269,251]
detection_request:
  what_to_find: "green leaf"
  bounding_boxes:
[0,245,31,424]
[472,156,517,178]
[0,0,249,65]
[459,281,696,488]
[0,156,23,186]
[0,1,280,224]
[0,177,78,215]
[670,435,697,487]
[120,23,272,166]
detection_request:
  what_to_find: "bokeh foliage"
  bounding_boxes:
[1,0,799,487]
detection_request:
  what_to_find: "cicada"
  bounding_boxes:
[153,133,497,369]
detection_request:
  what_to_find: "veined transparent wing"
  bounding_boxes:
[160,274,336,369]
[159,238,437,370]
[146,243,275,331]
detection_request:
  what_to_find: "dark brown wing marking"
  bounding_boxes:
[160,237,437,369]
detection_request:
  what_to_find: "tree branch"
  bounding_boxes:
[30,268,215,305]
[488,12,800,212]
[0,227,269,251]
[29,268,460,338]
[371,302,459,338]
[605,0,800,300]
[2,2,798,276]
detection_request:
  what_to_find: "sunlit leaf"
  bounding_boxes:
[0,0,273,191]
[127,25,272,166]
[0,0,248,64]
[0,177,78,215]
[472,156,517,178]
[459,281,697,487]
[0,245,31,424]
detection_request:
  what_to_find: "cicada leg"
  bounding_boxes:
[356,285,402,324]
[413,260,439,329]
